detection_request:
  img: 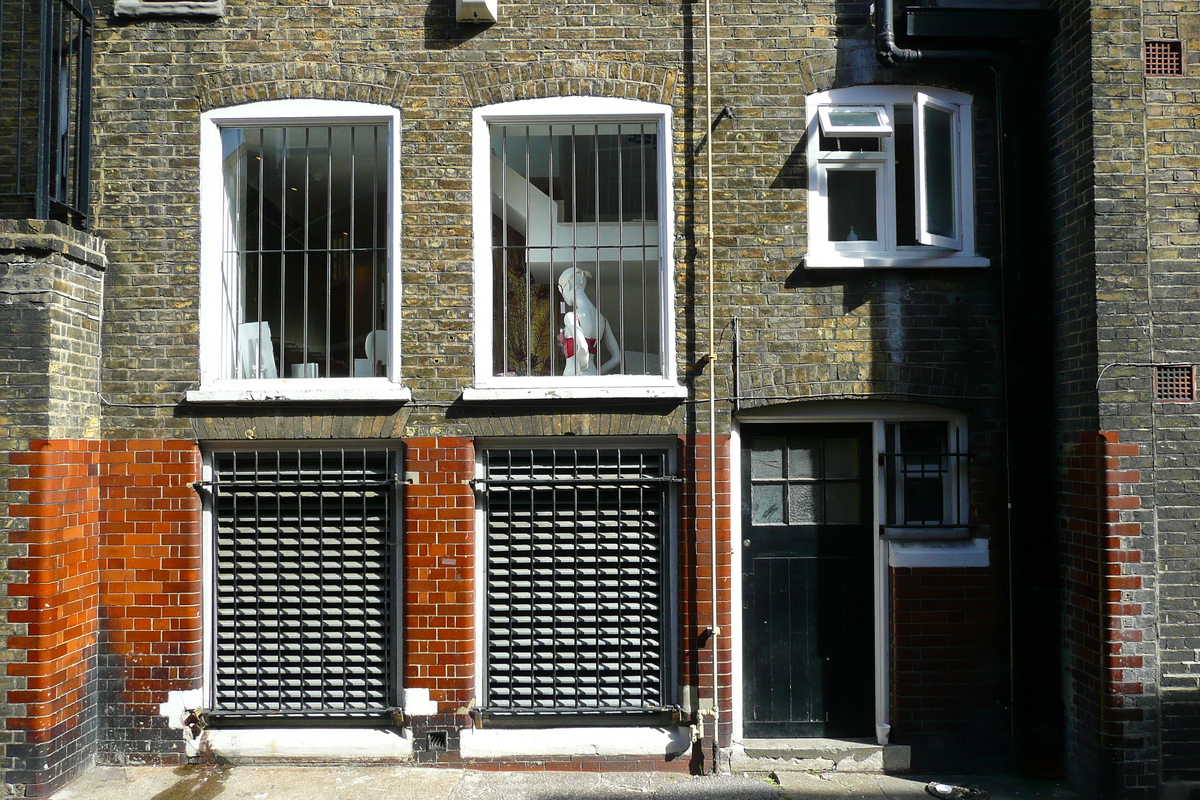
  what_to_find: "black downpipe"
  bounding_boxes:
[873,0,1005,67]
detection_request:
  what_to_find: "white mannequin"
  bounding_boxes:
[557,267,621,376]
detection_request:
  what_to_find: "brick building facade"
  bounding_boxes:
[1,0,1198,797]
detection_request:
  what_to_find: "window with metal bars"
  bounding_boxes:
[880,421,971,539]
[208,448,399,723]
[199,100,399,389]
[1145,40,1185,76]
[479,447,674,723]
[472,98,676,392]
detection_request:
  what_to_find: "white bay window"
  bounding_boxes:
[805,86,987,269]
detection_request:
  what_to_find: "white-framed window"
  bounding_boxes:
[191,99,408,403]
[880,419,970,539]
[805,85,988,269]
[465,97,683,401]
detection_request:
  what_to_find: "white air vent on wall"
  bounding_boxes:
[457,0,498,23]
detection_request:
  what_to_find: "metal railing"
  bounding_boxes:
[0,0,93,227]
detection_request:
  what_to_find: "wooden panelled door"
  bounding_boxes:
[741,424,875,738]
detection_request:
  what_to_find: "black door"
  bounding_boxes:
[742,424,875,738]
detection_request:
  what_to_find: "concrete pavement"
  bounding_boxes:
[48,766,1081,800]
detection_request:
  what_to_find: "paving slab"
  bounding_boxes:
[47,766,1080,800]
[770,771,1080,800]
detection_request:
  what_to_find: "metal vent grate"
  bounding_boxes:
[211,449,396,718]
[1145,40,1185,76]
[482,448,670,716]
[1155,364,1196,402]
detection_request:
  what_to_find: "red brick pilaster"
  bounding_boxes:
[403,437,476,716]
[5,440,102,795]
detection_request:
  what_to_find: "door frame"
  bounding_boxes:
[730,400,968,745]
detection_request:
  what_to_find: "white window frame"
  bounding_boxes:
[464,97,684,402]
[189,99,409,404]
[805,85,988,269]
[880,418,970,539]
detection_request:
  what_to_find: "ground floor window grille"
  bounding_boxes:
[881,422,970,538]
[481,447,672,719]
[210,449,397,720]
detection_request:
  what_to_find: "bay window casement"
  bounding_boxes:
[465,98,683,401]
[202,448,401,724]
[191,100,408,403]
[805,86,988,269]
[473,445,677,724]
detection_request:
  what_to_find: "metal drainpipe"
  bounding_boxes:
[874,0,1002,66]
[704,0,721,774]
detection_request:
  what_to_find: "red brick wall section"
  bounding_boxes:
[5,439,202,793]
[5,440,102,796]
[676,435,732,767]
[890,567,1008,771]
[403,437,476,726]
[1061,430,1149,798]
[97,440,203,765]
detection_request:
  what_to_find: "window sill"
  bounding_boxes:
[462,383,688,402]
[459,726,691,758]
[114,0,225,16]
[186,379,412,404]
[804,253,990,269]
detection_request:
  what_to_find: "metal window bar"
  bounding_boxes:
[0,0,93,226]
[490,123,660,378]
[481,448,671,717]
[209,449,397,720]
[225,123,387,380]
[882,449,970,528]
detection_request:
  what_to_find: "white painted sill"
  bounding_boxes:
[460,726,692,758]
[462,383,689,402]
[804,253,990,269]
[114,0,224,16]
[186,379,412,404]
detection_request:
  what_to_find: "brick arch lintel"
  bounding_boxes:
[735,361,988,412]
[196,63,409,112]
[462,59,678,108]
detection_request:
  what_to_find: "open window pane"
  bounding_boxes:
[490,122,662,378]
[915,93,960,249]
[818,105,892,138]
[826,169,879,243]
[222,123,389,380]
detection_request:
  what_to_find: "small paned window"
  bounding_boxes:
[1145,41,1185,76]
[477,447,674,723]
[1154,364,1196,402]
[207,449,399,722]
[881,421,970,539]
[469,98,681,399]
[805,86,987,268]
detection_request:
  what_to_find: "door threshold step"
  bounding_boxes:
[730,738,911,774]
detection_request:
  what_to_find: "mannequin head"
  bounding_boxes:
[557,267,593,308]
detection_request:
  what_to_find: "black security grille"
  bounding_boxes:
[482,448,671,718]
[210,449,397,720]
